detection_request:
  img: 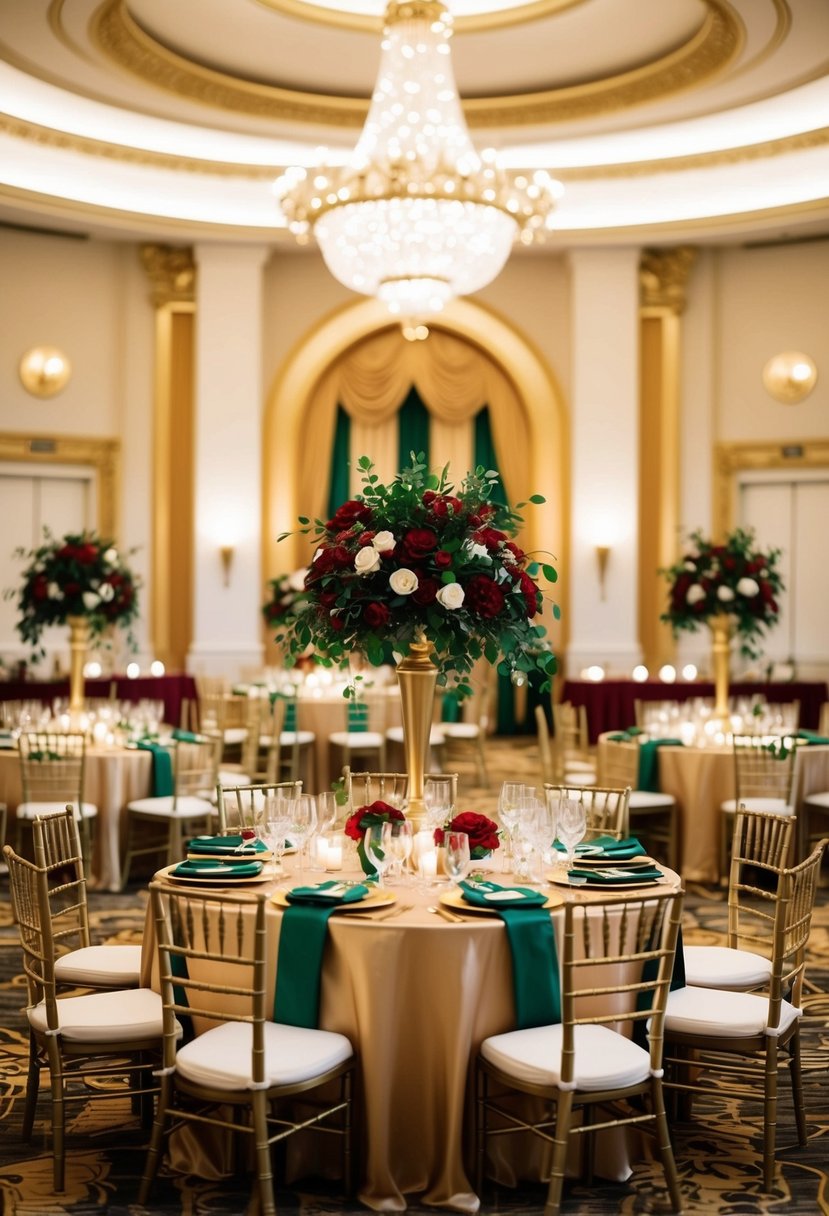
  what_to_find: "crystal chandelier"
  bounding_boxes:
[275,0,561,319]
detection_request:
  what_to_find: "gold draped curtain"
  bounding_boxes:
[297,327,530,526]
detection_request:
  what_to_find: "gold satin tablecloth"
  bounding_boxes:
[142,858,681,1212]
[0,744,152,891]
[598,733,829,881]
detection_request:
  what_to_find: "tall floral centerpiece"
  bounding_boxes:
[10,530,140,712]
[660,527,784,720]
[274,454,558,823]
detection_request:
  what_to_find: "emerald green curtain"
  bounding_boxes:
[398,387,430,468]
[327,405,351,519]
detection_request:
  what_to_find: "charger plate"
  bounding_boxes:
[558,853,658,868]
[546,869,668,891]
[270,886,395,913]
[441,887,562,916]
[157,862,273,888]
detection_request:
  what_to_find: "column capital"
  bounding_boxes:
[139,244,195,307]
[640,246,697,314]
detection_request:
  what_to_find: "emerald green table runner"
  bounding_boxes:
[797,729,829,744]
[636,738,684,792]
[458,880,560,1029]
[274,881,370,1028]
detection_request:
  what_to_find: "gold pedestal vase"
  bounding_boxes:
[67,614,90,716]
[396,634,438,831]
[709,612,734,728]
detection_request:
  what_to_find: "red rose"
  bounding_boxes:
[363,601,391,629]
[359,532,376,547]
[327,500,373,532]
[429,495,463,518]
[77,543,98,564]
[503,541,525,564]
[401,528,439,563]
[434,550,452,569]
[465,574,505,619]
[472,527,507,552]
[344,800,406,841]
[434,811,500,857]
[307,545,353,581]
[518,570,540,618]
[412,576,440,605]
[329,614,345,631]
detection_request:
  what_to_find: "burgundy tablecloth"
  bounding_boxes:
[0,673,197,730]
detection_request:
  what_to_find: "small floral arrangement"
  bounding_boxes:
[344,799,407,876]
[434,811,500,860]
[275,454,558,695]
[660,527,784,658]
[261,568,308,625]
[8,529,140,655]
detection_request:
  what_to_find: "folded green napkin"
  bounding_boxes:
[567,864,663,884]
[187,834,268,856]
[137,739,173,796]
[797,729,829,745]
[554,835,647,860]
[606,727,645,741]
[637,738,684,792]
[171,858,263,879]
[274,882,370,1029]
[458,880,560,1029]
[172,728,201,743]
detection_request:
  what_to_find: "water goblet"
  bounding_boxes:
[387,820,414,884]
[498,781,524,870]
[444,830,471,886]
[556,796,587,875]
[364,822,393,888]
[424,778,453,831]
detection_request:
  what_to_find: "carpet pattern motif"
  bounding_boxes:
[1,738,827,1215]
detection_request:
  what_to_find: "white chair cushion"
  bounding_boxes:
[683,945,773,990]
[17,801,98,821]
[562,772,597,787]
[805,791,829,809]
[441,724,480,739]
[630,790,676,809]
[28,987,165,1042]
[175,1019,353,1090]
[279,731,316,745]
[720,798,793,815]
[127,796,214,819]
[480,1022,651,1092]
[328,731,384,748]
[664,985,801,1038]
[222,728,248,745]
[219,770,252,787]
[385,725,445,745]
[55,944,143,987]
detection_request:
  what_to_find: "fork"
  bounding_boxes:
[368,902,413,921]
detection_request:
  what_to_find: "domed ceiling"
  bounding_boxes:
[0,0,828,244]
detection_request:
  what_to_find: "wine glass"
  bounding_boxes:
[287,793,316,880]
[364,822,393,888]
[556,796,588,874]
[315,791,338,834]
[498,781,524,870]
[264,792,292,878]
[424,778,453,831]
[387,820,414,884]
[444,830,471,886]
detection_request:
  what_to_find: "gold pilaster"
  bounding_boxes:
[639,246,696,670]
[140,244,195,673]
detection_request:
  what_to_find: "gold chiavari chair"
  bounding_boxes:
[4,845,163,1192]
[328,688,388,776]
[215,779,302,833]
[140,882,356,1216]
[343,768,458,813]
[718,732,796,880]
[600,732,680,870]
[664,839,827,1191]
[543,782,631,840]
[550,701,596,786]
[16,730,98,865]
[476,888,685,1216]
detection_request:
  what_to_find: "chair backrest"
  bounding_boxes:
[544,782,631,839]
[171,735,220,802]
[237,694,286,782]
[725,806,795,955]
[343,768,458,810]
[4,845,60,1029]
[732,733,797,804]
[819,700,829,739]
[31,807,92,954]
[149,881,267,1077]
[18,731,86,805]
[550,701,592,778]
[558,888,684,1087]
[534,705,554,783]
[767,838,826,1024]
[598,735,639,790]
[216,780,302,832]
[343,688,387,735]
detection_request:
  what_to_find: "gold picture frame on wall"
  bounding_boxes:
[0,433,120,539]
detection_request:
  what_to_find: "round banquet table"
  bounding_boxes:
[0,742,152,891]
[597,732,829,881]
[142,855,682,1213]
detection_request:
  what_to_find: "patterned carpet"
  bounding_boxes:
[1,738,827,1215]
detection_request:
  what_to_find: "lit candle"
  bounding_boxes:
[314,837,329,867]
[324,835,343,871]
[418,850,438,879]
[413,829,434,860]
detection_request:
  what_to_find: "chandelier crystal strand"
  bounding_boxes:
[275,0,561,319]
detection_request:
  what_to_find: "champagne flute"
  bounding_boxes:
[364,822,393,888]
[556,796,587,875]
[444,830,471,886]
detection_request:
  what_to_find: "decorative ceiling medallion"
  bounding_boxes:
[91,0,740,130]
[251,0,586,35]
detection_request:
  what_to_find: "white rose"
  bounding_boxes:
[683,561,696,572]
[372,530,395,553]
[717,586,735,602]
[437,582,465,610]
[685,584,705,605]
[288,567,308,591]
[103,547,118,565]
[82,591,100,611]
[736,577,760,597]
[98,582,115,602]
[389,568,418,595]
[354,546,381,575]
[47,582,62,600]
[464,541,490,562]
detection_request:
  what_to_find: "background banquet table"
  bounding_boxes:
[597,733,829,881]
[0,673,197,733]
[0,744,152,891]
[563,679,828,743]
[142,859,682,1213]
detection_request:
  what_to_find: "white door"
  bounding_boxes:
[0,464,96,668]
[738,470,829,680]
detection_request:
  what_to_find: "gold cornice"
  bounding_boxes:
[253,0,587,35]
[89,0,740,130]
[714,439,829,535]
[139,244,196,306]
[3,111,829,184]
[640,247,698,315]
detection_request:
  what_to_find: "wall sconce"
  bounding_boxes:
[19,346,72,398]
[595,545,611,599]
[219,544,235,587]
[762,351,817,403]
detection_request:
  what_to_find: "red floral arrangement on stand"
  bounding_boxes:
[344,799,407,876]
[434,811,500,860]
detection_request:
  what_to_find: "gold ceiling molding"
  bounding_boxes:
[139,243,195,306]
[253,0,586,35]
[89,0,740,129]
[48,0,98,66]
[640,246,698,314]
[2,111,828,185]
